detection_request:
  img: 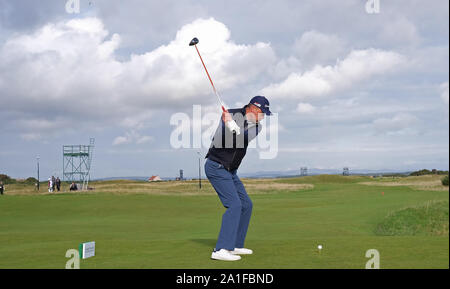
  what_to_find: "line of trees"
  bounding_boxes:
[0,174,38,185]
[409,169,449,176]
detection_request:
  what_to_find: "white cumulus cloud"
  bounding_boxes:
[292,30,347,68]
[296,102,316,114]
[260,49,405,101]
[0,17,276,139]
[113,130,154,146]
[372,113,419,135]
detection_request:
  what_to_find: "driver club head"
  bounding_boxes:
[189,37,199,46]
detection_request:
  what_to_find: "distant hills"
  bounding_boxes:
[236,168,415,179]
[93,168,419,181]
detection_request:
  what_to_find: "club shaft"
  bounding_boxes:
[194,45,227,112]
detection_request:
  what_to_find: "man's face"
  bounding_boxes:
[246,104,265,123]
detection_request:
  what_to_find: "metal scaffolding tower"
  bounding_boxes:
[343,167,350,176]
[300,167,308,176]
[63,138,95,190]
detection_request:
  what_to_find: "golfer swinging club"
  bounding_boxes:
[206,96,272,261]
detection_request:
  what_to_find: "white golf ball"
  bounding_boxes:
[318,245,323,250]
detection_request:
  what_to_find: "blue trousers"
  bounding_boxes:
[205,159,253,251]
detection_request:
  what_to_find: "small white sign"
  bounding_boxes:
[79,241,95,259]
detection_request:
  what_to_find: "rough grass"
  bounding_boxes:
[375,200,449,236]
[359,175,449,191]
[1,178,314,196]
[276,174,368,184]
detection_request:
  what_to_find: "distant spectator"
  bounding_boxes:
[56,177,61,192]
[51,176,56,192]
[69,182,78,191]
[0,181,4,195]
[48,178,53,193]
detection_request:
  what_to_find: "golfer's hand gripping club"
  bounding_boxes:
[222,110,241,135]
[226,119,241,135]
[189,37,241,135]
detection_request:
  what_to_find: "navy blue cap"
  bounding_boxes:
[249,96,272,116]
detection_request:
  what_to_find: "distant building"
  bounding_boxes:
[148,175,162,182]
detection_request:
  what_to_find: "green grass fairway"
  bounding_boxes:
[0,175,448,269]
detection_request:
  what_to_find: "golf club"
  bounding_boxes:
[189,37,240,135]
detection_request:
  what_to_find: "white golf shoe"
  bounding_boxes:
[211,249,241,261]
[230,248,253,255]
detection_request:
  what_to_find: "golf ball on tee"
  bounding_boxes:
[318,245,323,250]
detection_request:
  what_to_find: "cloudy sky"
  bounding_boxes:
[0,0,448,180]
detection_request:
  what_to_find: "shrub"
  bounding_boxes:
[0,174,16,184]
[442,175,449,186]
[24,177,38,185]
